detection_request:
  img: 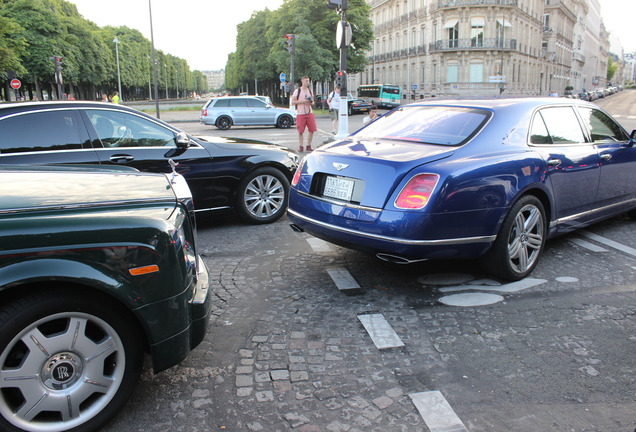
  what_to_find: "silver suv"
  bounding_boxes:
[200,96,296,130]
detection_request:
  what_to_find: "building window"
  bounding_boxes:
[496,18,512,47]
[447,22,458,48]
[471,17,485,47]
[447,64,458,82]
[469,63,483,82]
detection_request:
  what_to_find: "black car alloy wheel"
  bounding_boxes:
[236,167,290,224]
[277,115,293,128]
[216,116,232,130]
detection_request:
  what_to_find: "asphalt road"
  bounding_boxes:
[102,91,636,432]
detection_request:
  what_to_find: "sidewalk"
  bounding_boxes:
[147,109,330,124]
[149,110,200,123]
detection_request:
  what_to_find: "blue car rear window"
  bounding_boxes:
[355,106,491,146]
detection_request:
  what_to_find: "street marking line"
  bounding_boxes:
[306,238,332,252]
[357,313,405,349]
[410,391,469,432]
[568,237,608,252]
[579,230,636,257]
[439,278,546,293]
[327,268,361,291]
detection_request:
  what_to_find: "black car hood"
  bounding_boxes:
[193,135,285,150]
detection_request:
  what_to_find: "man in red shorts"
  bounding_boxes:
[291,76,317,152]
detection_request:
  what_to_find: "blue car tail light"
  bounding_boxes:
[395,173,439,209]
[291,158,306,187]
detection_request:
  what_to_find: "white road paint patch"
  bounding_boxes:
[306,238,332,253]
[417,273,474,285]
[568,237,609,252]
[357,313,405,349]
[438,292,504,306]
[439,278,547,293]
[327,268,361,292]
[410,391,469,432]
[556,276,579,283]
[579,230,636,257]
[469,278,501,286]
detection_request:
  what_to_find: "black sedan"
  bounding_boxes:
[0,101,299,224]
[347,96,373,115]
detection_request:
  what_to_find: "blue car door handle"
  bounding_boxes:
[600,153,612,161]
[548,158,561,167]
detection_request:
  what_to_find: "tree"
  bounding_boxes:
[235,9,276,93]
[0,15,27,76]
[227,0,373,95]
[0,0,206,101]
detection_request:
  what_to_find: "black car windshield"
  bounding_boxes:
[354,106,491,146]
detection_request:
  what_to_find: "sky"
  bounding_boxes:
[69,0,286,71]
[68,0,634,72]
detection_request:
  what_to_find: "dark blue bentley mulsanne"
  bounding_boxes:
[287,98,636,280]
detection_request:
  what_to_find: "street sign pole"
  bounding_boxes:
[10,79,21,101]
[336,0,349,139]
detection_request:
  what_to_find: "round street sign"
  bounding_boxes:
[279,73,286,83]
[10,79,21,89]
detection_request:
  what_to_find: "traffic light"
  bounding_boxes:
[284,34,295,54]
[50,55,63,71]
[50,56,64,85]
[335,70,346,88]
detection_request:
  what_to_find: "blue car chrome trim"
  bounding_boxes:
[550,198,636,228]
[297,190,381,213]
[287,208,496,246]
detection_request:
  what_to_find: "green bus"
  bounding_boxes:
[357,84,402,109]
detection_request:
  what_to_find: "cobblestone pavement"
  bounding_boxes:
[102,213,636,432]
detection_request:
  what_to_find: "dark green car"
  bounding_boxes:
[0,165,210,432]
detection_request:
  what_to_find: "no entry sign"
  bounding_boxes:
[10,79,21,89]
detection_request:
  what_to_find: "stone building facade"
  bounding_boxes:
[354,0,609,99]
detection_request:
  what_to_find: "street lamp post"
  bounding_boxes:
[147,56,153,101]
[164,64,168,99]
[590,55,599,88]
[113,37,122,101]
[149,0,160,117]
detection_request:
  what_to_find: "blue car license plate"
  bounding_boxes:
[324,176,354,201]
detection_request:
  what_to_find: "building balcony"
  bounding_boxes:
[438,0,517,8]
[429,38,517,52]
[572,52,586,63]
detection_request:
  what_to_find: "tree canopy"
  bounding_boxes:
[226,0,373,96]
[1,0,374,102]
[0,0,207,101]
